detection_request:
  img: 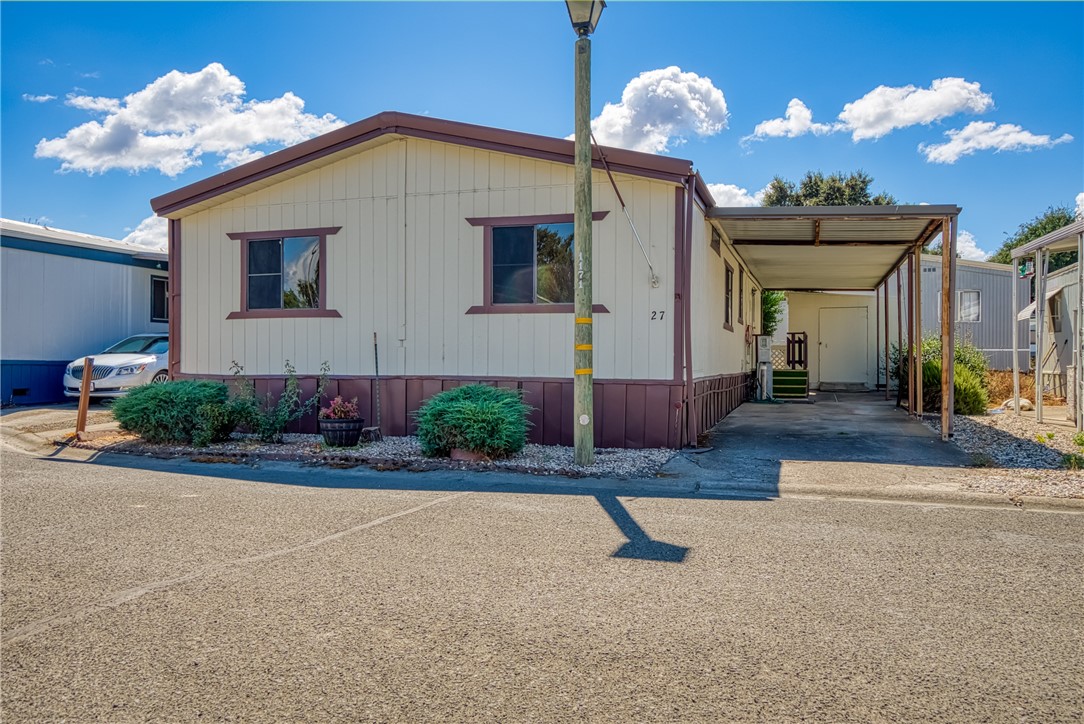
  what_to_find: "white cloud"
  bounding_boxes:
[744,98,833,142]
[838,77,993,141]
[705,182,765,207]
[35,62,345,176]
[79,71,101,79]
[219,148,266,168]
[121,214,167,251]
[955,230,987,261]
[23,93,57,103]
[588,66,729,154]
[919,121,1073,164]
[1075,192,1083,219]
[65,93,121,113]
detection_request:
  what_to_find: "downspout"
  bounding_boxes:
[684,174,696,447]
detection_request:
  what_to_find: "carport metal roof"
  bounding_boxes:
[708,205,960,290]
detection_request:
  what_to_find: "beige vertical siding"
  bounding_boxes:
[177,137,676,380]
[786,292,880,389]
[691,210,760,378]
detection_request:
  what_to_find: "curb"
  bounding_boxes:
[696,478,1084,512]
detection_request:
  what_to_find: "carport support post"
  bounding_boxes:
[896,267,903,405]
[940,216,956,440]
[906,254,915,415]
[914,245,923,417]
[883,280,890,400]
[1034,249,1045,424]
[1078,231,1083,432]
[1012,259,1020,416]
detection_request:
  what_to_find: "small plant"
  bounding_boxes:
[1063,453,1084,470]
[1072,431,1084,448]
[1035,432,1056,445]
[414,384,532,459]
[112,380,231,445]
[231,360,330,443]
[319,396,360,420]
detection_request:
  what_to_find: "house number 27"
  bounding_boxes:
[650,311,666,320]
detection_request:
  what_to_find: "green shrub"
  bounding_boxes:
[920,359,989,416]
[191,398,250,448]
[113,380,231,444]
[891,338,990,401]
[414,384,532,459]
[230,360,329,443]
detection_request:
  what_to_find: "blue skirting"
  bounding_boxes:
[1,360,69,405]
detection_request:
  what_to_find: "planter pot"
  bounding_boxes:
[319,417,365,448]
[450,448,489,462]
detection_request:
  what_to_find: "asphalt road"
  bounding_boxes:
[2,449,1082,722]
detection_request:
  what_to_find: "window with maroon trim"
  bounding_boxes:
[464,212,610,314]
[724,262,734,331]
[225,227,342,320]
[738,267,745,324]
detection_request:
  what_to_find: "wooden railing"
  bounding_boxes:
[786,332,808,370]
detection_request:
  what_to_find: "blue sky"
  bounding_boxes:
[2,1,1081,259]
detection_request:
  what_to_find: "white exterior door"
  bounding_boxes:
[819,307,868,384]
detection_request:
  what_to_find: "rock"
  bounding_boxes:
[1002,398,1034,411]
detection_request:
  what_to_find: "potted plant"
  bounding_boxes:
[318,396,365,447]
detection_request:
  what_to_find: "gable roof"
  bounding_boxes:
[151,111,696,217]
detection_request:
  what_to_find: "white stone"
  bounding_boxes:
[1001,398,1034,411]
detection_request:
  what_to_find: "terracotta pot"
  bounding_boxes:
[450,448,489,462]
[319,417,365,447]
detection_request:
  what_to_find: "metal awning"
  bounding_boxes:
[708,205,960,290]
[1011,218,1084,258]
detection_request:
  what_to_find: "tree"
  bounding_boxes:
[760,170,897,207]
[987,204,1078,272]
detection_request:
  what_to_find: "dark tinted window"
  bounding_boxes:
[151,277,168,322]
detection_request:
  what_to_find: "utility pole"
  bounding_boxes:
[567,1,604,466]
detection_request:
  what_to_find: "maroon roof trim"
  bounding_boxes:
[151,111,694,217]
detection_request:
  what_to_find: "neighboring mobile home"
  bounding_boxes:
[0,219,169,404]
[152,112,962,447]
[919,254,1029,371]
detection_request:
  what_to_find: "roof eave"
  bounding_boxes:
[151,111,694,217]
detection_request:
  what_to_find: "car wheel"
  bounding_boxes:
[151,371,169,383]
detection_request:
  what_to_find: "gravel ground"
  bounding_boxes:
[68,431,676,480]
[923,412,1083,499]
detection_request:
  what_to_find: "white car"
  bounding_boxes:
[63,334,170,399]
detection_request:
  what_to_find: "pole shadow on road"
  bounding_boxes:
[42,452,777,564]
[594,494,689,563]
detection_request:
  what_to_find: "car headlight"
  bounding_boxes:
[65,364,73,376]
[117,364,148,376]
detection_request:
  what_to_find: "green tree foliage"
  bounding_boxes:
[760,290,786,337]
[987,205,1078,272]
[760,171,897,207]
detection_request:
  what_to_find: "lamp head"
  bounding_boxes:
[565,0,605,36]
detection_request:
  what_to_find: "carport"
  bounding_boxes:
[1009,218,1084,430]
[708,204,961,440]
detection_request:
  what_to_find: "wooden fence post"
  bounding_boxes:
[75,357,94,438]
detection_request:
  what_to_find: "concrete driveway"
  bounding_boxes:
[683,391,977,499]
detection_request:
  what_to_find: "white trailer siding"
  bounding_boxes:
[691,212,760,378]
[177,136,677,381]
[1,223,168,404]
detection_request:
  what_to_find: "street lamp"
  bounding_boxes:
[566,0,604,466]
[566,0,604,36]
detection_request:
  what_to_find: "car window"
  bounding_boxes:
[145,339,169,354]
[102,336,169,354]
